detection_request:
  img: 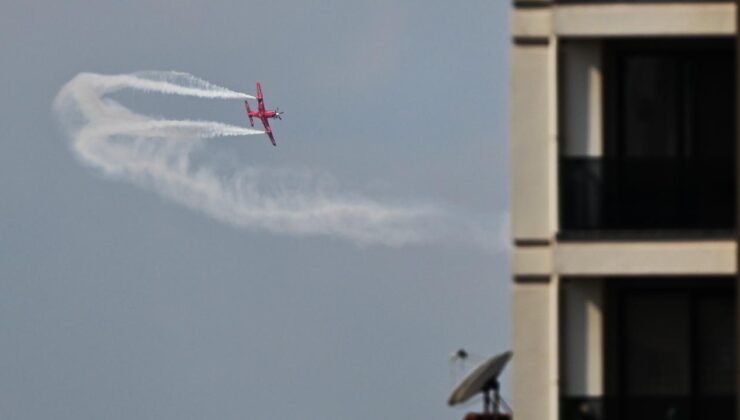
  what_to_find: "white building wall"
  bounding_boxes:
[553,3,736,37]
[510,42,554,242]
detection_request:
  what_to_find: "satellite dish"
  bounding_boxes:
[448,350,512,414]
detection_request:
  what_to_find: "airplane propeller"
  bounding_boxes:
[275,108,284,120]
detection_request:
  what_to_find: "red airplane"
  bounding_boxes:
[244,81,283,146]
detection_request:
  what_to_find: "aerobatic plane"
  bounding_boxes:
[244,81,283,146]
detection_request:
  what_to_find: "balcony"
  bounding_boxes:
[559,157,735,239]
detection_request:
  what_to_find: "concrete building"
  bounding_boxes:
[509,1,737,419]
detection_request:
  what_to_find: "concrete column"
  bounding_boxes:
[512,276,559,420]
[511,41,555,242]
[735,2,740,419]
[560,41,602,158]
[561,278,604,397]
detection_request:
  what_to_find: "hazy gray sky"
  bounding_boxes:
[0,1,510,419]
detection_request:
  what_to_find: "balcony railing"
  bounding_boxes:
[561,396,736,420]
[555,0,732,3]
[559,157,735,238]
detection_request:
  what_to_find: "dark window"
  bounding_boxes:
[560,39,735,238]
[613,42,734,160]
[609,279,735,420]
[564,278,737,420]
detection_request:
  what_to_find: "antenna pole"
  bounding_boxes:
[493,381,501,414]
[483,389,491,414]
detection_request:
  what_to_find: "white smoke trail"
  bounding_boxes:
[52,71,453,246]
[83,71,254,100]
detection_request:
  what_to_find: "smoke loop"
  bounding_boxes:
[53,71,445,246]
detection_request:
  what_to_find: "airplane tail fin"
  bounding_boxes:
[244,101,254,127]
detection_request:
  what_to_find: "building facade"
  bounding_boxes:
[509,1,737,419]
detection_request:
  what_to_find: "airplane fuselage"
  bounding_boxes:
[247,110,279,119]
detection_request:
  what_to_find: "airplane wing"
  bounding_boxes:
[244,101,254,127]
[261,117,276,146]
[256,81,265,113]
